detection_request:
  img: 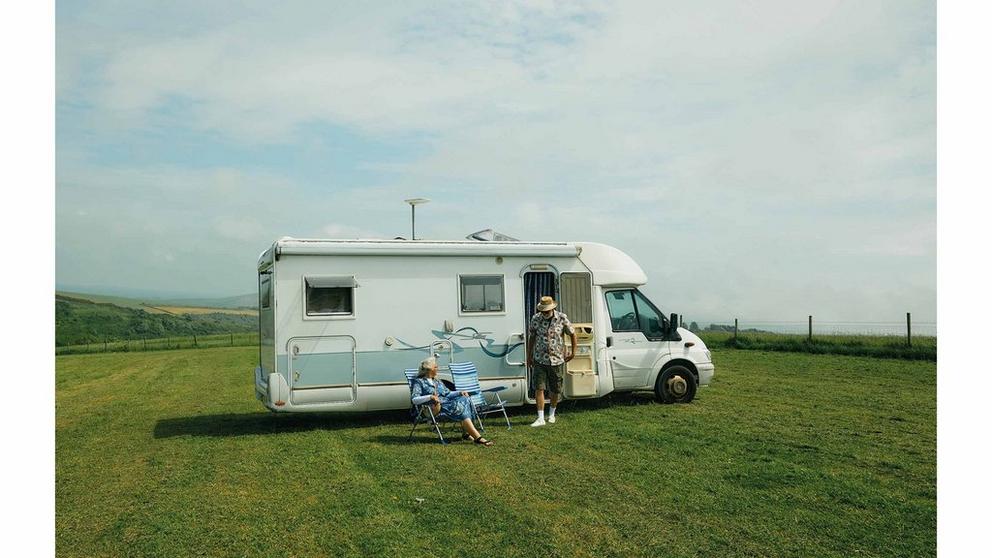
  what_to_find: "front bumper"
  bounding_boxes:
[697,362,715,386]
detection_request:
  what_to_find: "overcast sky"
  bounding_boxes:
[56,1,934,324]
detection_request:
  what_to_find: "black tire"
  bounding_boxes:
[654,365,697,404]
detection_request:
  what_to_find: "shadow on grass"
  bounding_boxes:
[154,392,664,439]
[153,409,410,439]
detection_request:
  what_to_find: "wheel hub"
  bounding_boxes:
[667,375,687,396]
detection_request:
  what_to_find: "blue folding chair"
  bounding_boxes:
[404,368,461,444]
[449,361,511,431]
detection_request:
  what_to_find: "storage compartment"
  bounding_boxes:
[564,323,597,397]
[565,370,597,397]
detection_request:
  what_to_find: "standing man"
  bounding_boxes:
[527,295,577,427]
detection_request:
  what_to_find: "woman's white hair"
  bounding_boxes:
[418,357,437,377]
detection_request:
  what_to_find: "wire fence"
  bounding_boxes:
[55,332,260,356]
[678,314,936,339]
[679,313,936,360]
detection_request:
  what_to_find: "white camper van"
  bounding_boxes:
[253,238,714,413]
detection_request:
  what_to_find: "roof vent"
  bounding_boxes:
[466,229,519,242]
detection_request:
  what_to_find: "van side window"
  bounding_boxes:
[632,291,665,338]
[460,275,504,313]
[259,273,271,310]
[304,276,355,316]
[606,289,666,338]
[606,290,639,331]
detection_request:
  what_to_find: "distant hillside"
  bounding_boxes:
[154,293,257,309]
[57,290,258,312]
[55,294,257,346]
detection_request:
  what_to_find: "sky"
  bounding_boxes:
[55,0,935,325]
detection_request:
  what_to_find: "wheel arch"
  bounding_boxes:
[651,358,699,387]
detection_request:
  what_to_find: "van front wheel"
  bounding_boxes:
[655,365,697,404]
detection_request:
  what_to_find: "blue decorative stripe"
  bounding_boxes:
[279,346,525,388]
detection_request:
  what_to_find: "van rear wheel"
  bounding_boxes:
[655,365,697,404]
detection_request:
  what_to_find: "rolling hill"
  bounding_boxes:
[55,294,257,346]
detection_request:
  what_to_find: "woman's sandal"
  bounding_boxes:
[473,437,494,447]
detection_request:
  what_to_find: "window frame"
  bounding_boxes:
[457,273,507,316]
[631,289,668,341]
[604,288,670,340]
[302,275,357,320]
[605,289,641,333]
[258,271,272,310]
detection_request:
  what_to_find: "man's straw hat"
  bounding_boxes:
[537,296,557,312]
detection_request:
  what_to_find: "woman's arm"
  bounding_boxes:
[410,380,434,405]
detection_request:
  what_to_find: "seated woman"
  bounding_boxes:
[411,357,493,446]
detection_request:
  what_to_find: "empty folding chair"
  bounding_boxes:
[449,361,512,431]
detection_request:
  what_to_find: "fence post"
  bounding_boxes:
[231,333,234,346]
[143,337,147,350]
[104,339,108,352]
[193,334,198,347]
[907,312,912,346]
[734,318,738,342]
[808,316,812,342]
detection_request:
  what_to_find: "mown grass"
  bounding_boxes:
[56,347,935,557]
[698,330,937,361]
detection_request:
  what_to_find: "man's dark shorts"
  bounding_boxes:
[533,362,564,394]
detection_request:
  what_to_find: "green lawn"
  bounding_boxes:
[56,347,936,557]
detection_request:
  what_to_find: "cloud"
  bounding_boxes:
[56,0,935,321]
[320,223,386,239]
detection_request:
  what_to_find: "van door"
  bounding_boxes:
[603,289,669,389]
[287,335,357,405]
[559,272,598,397]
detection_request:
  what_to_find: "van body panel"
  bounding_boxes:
[255,238,712,412]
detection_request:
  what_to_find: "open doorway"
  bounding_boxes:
[523,271,557,400]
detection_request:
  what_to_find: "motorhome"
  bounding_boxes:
[253,238,714,413]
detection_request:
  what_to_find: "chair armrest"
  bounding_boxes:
[480,386,507,393]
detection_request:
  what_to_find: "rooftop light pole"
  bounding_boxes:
[404,198,430,240]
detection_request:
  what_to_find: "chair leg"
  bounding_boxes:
[502,407,512,429]
[433,420,447,444]
[408,417,420,441]
[428,410,447,444]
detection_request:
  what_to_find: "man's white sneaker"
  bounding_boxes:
[530,418,546,427]
[547,415,557,424]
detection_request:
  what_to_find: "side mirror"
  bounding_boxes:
[669,313,679,335]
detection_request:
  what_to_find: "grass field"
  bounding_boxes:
[56,347,936,557]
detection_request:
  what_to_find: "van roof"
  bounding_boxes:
[269,238,578,257]
[260,238,646,286]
